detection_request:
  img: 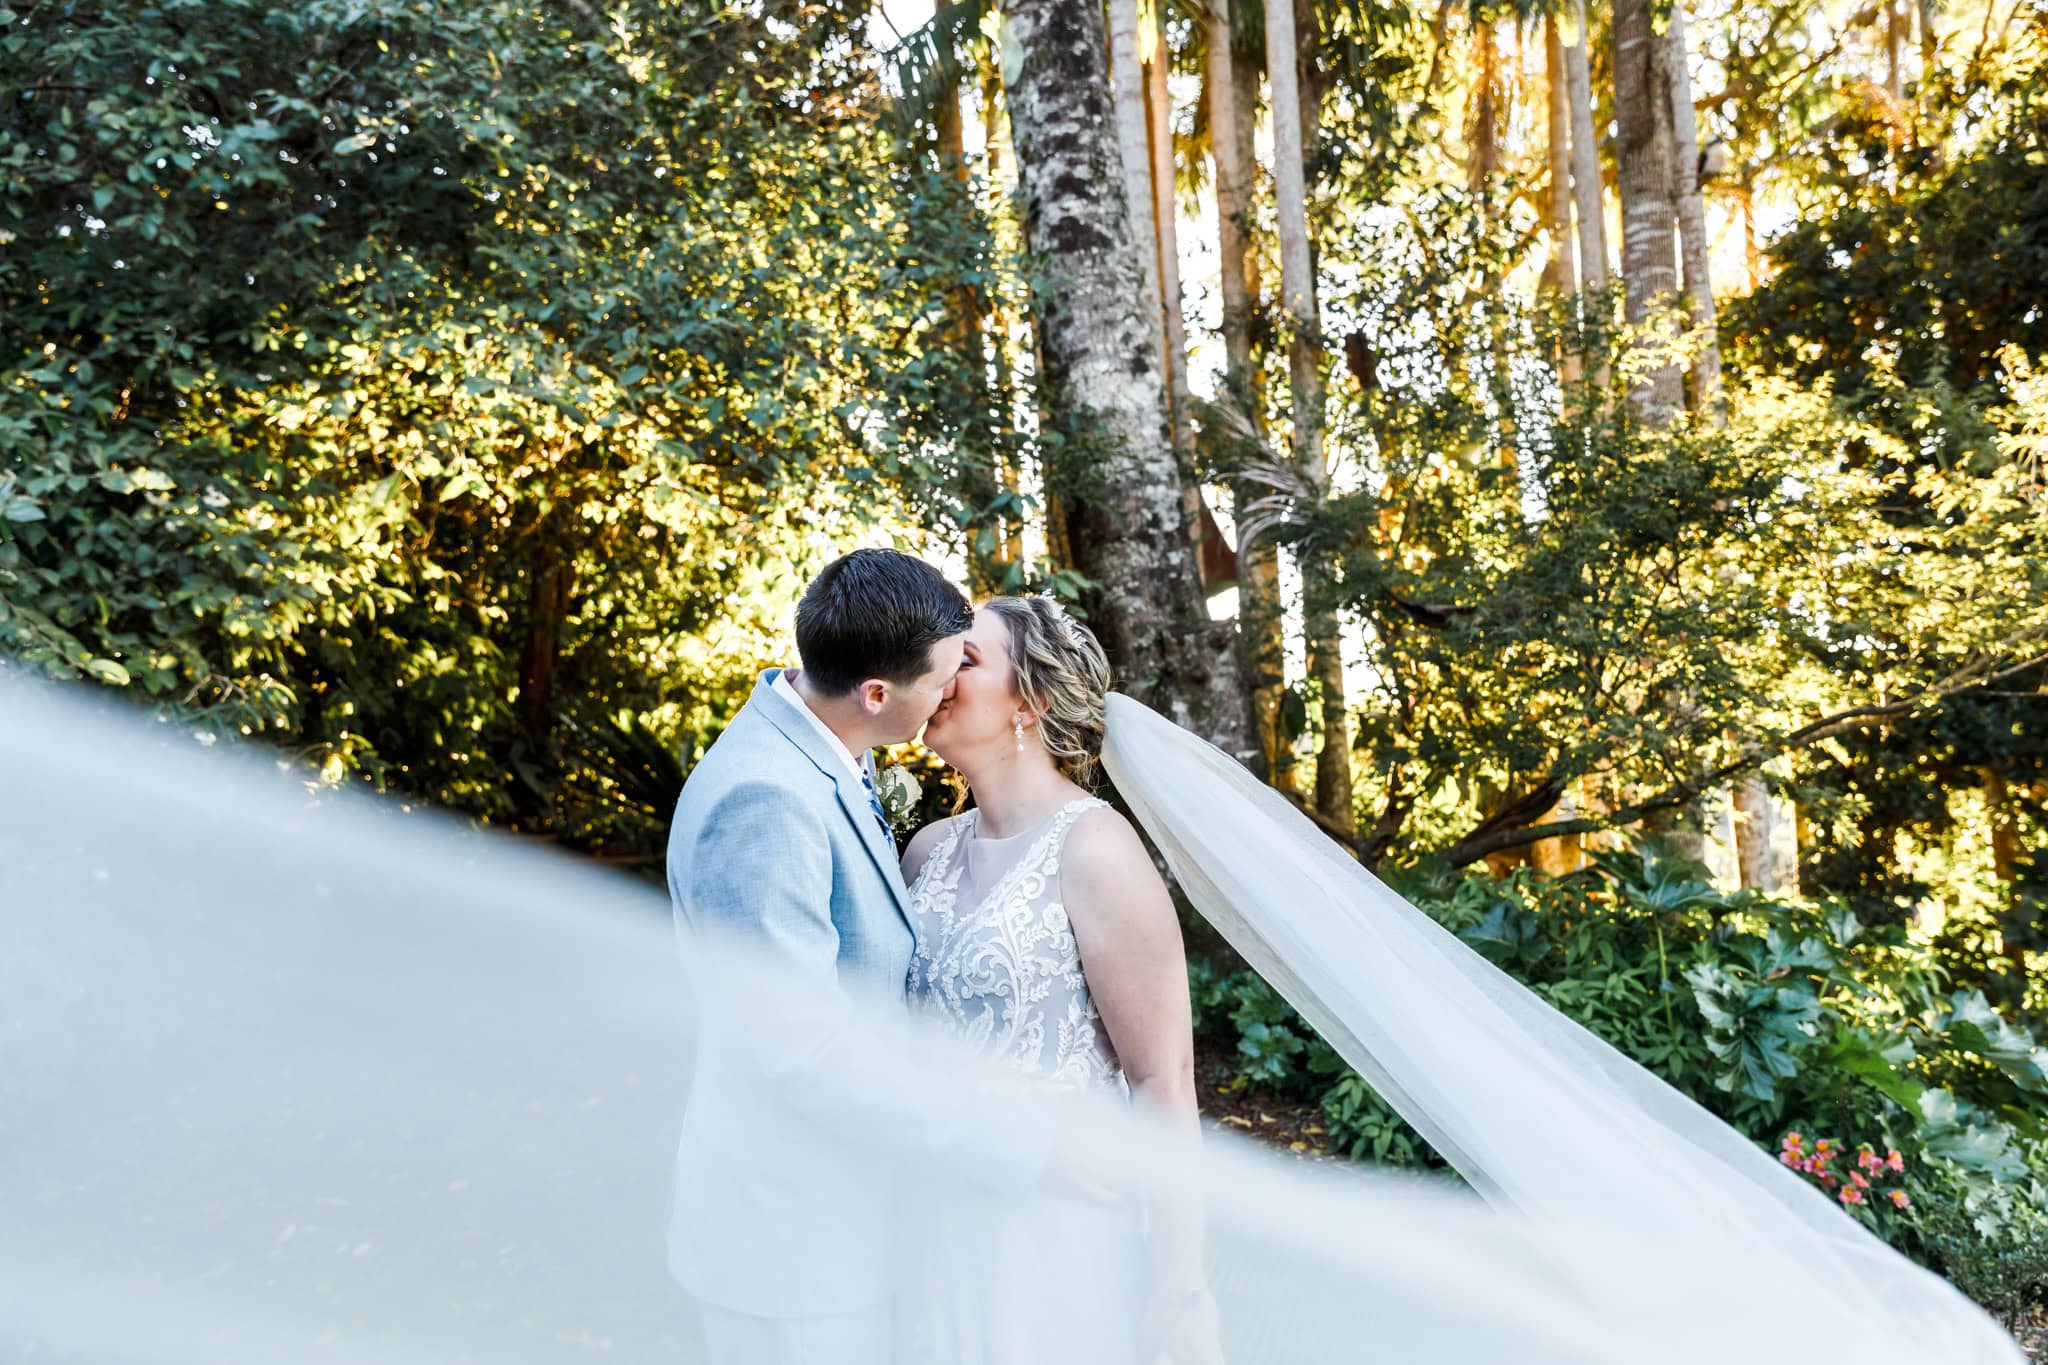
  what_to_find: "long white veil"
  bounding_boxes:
[1101,691,2022,1361]
[0,675,2026,1362]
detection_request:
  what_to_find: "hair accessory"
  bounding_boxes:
[1036,591,1088,649]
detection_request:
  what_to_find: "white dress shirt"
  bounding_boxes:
[772,669,870,789]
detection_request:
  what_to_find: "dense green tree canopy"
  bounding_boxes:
[1,0,1008,844]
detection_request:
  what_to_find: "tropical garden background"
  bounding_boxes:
[3,0,2045,1335]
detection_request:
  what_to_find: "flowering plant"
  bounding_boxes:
[1778,1131,1913,1227]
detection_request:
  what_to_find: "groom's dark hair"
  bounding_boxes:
[795,549,973,695]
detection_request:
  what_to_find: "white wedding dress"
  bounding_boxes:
[896,796,1143,1365]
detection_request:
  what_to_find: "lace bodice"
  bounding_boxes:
[905,797,1124,1091]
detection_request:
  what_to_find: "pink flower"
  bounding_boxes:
[1850,1171,1870,1189]
[1814,1139,1833,1153]
[1780,1151,1800,1167]
[1889,1190,1911,1208]
[1798,1157,1816,1173]
[1886,1150,1904,1173]
[1783,1132,1804,1150]
[1840,1187,1865,1205]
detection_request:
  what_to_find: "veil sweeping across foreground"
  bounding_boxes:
[0,677,2026,1363]
[1101,692,2021,1360]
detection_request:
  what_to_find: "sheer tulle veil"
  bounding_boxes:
[0,675,2027,1362]
[1099,691,2022,1362]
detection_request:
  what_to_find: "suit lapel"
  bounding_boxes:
[837,776,912,916]
[747,671,911,922]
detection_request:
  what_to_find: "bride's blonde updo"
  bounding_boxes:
[983,594,1114,790]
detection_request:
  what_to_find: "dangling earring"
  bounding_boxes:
[1013,716,1026,752]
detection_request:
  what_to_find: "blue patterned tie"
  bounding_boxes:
[860,770,891,836]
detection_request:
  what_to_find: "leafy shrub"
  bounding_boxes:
[1186,840,2048,1297]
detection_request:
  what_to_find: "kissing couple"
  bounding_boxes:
[665,547,1220,1365]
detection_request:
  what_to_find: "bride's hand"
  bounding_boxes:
[1142,1285,1223,1365]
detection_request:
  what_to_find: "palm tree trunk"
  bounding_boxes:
[1564,0,1609,292]
[1663,2,1721,412]
[1264,0,1353,831]
[1612,0,1684,423]
[1107,0,1165,353]
[1001,0,1252,753]
[1887,0,1905,103]
[1543,14,1579,300]
[1918,0,1946,168]
[979,59,1028,575]
[1145,12,1208,562]
[1206,1,1291,788]
[933,4,1004,593]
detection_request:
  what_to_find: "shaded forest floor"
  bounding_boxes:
[1193,1032,1333,1161]
[1194,1036,2048,1359]
[2019,1313,2046,1361]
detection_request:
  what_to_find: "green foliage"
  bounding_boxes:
[1919,1179,2048,1329]
[1725,98,2048,400]
[1189,843,2048,1290]
[0,0,1008,848]
[1231,177,2048,877]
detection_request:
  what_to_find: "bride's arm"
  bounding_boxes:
[1061,809,1216,1327]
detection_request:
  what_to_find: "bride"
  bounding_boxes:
[900,593,1218,1365]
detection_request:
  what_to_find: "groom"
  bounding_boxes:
[665,548,971,1365]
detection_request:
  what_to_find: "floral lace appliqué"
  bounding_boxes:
[906,798,1122,1091]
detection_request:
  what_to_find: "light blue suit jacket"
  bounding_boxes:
[664,668,914,1316]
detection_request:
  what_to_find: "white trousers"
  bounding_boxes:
[695,1301,891,1365]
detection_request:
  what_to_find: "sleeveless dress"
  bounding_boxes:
[895,797,1143,1364]
[905,797,1125,1093]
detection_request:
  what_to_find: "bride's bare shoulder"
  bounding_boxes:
[1062,803,1157,883]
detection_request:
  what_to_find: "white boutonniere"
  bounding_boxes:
[874,764,922,829]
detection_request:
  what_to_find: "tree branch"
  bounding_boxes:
[1440,641,2048,867]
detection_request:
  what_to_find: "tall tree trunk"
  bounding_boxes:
[1737,175,1762,289]
[1984,764,2020,883]
[1469,15,1519,486]
[1982,764,2028,971]
[1107,0,1166,354]
[1543,15,1579,300]
[1663,2,1722,412]
[1918,0,1945,169]
[934,6,1004,594]
[1002,0,1252,753]
[1564,0,1609,292]
[1468,19,1500,192]
[1668,4,1775,888]
[1886,0,1905,103]
[519,543,573,744]
[1733,773,1790,892]
[1207,0,1291,789]
[978,53,1028,574]
[1612,0,1684,423]
[1145,10,1211,565]
[1617,0,1720,870]
[1264,0,1354,831]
